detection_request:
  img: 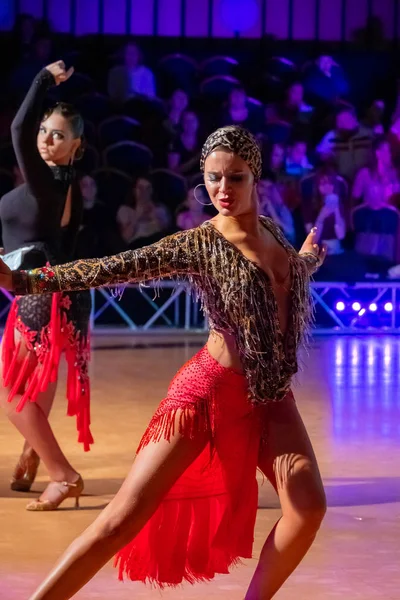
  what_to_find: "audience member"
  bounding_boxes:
[75,174,122,258]
[352,138,400,209]
[352,184,400,274]
[258,177,295,245]
[317,107,374,180]
[120,177,171,248]
[220,87,261,133]
[170,111,202,176]
[301,164,349,230]
[107,41,156,103]
[303,54,349,108]
[284,139,313,178]
[176,186,210,230]
[279,82,313,127]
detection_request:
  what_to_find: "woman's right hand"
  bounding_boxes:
[0,257,13,291]
[45,61,74,86]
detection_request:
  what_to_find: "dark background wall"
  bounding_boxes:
[0,0,398,43]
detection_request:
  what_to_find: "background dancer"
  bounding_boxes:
[0,61,92,511]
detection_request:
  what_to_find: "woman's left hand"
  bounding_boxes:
[299,227,327,266]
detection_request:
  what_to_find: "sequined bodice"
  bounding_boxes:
[17,217,315,404]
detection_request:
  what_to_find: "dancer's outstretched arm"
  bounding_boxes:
[0,228,201,294]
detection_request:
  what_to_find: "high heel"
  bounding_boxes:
[26,475,84,511]
[10,450,40,492]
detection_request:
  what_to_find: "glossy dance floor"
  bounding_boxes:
[1,335,399,599]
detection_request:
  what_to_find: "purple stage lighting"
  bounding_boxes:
[384,302,393,312]
[369,303,377,312]
[336,301,345,311]
[352,302,361,311]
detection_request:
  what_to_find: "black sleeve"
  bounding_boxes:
[11,69,56,203]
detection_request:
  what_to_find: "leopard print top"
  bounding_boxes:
[13,217,318,404]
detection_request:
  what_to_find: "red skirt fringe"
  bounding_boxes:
[2,293,93,451]
[114,346,264,588]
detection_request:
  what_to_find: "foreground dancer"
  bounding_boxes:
[1,126,326,599]
[0,61,92,511]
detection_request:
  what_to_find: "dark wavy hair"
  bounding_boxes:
[42,102,85,160]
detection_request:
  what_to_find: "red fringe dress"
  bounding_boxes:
[2,290,93,451]
[115,345,267,586]
[13,217,317,585]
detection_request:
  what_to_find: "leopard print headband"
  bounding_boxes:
[200,126,262,181]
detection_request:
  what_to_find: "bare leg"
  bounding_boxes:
[1,339,78,486]
[19,381,57,454]
[29,411,208,600]
[11,381,58,489]
[245,395,326,600]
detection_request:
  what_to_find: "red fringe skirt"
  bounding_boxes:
[114,346,268,588]
[1,291,93,451]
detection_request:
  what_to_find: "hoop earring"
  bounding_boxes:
[194,183,213,206]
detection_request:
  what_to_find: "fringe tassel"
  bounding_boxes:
[137,400,209,453]
[113,491,247,588]
[2,295,93,451]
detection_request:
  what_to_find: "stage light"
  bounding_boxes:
[384,302,393,312]
[358,308,366,316]
[369,303,377,312]
[352,302,361,311]
[336,301,345,311]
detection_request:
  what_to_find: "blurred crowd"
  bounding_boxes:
[1,14,400,281]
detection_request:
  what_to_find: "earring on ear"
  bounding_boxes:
[194,184,213,206]
[74,138,86,162]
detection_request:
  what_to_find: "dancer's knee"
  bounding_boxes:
[285,485,326,537]
[277,455,327,536]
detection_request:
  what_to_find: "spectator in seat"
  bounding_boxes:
[303,55,349,109]
[352,138,400,209]
[317,107,373,181]
[115,203,136,247]
[267,143,286,177]
[170,111,202,176]
[352,183,400,275]
[220,87,261,133]
[260,104,292,146]
[118,176,171,248]
[284,139,313,178]
[107,42,156,103]
[75,174,122,258]
[300,164,349,231]
[313,173,346,257]
[362,99,385,136]
[176,186,210,230]
[279,82,313,127]
[258,177,295,245]
[309,171,365,281]
[165,89,189,132]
